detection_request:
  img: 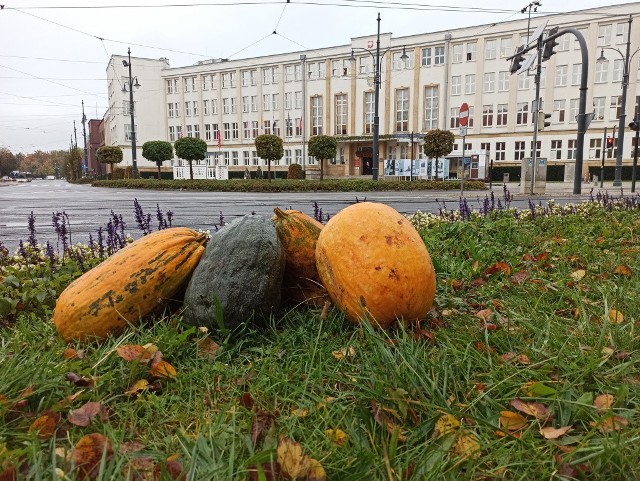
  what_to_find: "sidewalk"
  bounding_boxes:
[489,181,636,199]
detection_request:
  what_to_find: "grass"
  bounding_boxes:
[1,202,640,480]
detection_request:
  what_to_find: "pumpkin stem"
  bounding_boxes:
[273,207,286,220]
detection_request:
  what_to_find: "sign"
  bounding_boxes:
[354,158,360,167]
[459,127,468,137]
[459,103,469,127]
[394,133,425,141]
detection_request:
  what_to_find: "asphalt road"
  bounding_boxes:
[0,179,614,252]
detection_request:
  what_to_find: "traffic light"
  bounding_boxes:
[630,119,640,132]
[606,137,614,148]
[510,45,526,74]
[542,27,560,61]
[538,112,552,131]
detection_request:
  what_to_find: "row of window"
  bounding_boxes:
[168,119,305,142]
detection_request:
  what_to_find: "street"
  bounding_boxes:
[0,179,626,252]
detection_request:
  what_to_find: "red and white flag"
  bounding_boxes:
[298,117,303,131]
[217,130,222,149]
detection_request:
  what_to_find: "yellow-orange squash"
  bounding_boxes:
[53,227,207,341]
[272,208,327,307]
[315,202,436,328]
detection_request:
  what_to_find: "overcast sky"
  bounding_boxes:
[0,0,636,153]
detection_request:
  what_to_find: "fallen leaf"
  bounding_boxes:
[325,428,348,446]
[371,400,407,442]
[510,271,530,285]
[123,456,154,480]
[521,381,557,397]
[125,379,149,396]
[73,433,113,480]
[432,413,460,438]
[291,408,309,418]
[239,391,254,409]
[590,415,628,433]
[475,309,493,321]
[251,410,276,446]
[613,265,632,277]
[472,260,479,271]
[153,454,185,481]
[149,360,177,379]
[115,345,153,363]
[486,262,511,276]
[316,397,336,409]
[453,430,481,459]
[510,399,550,420]
[65,372,94,388]
[332,346,356,361]
[499,411,528,431]
[277,435,311,480]
[68,401,103,427]
[118,441,145,454]
[593,393,614,413]
[29,411,60,439]
[307,458,327,481]
[540,425,572,439]
[247,462,281,481]
[608,309,624,324]
[196,337,220,359]
[63,348,85,360]
[570,269,586,281]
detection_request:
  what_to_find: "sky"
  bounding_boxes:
[0,0,636,154]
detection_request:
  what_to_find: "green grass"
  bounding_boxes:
[1,205,640,480]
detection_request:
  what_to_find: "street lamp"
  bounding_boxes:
[596,15,639,187]
[122,48,141,178]
[350,13,408,180]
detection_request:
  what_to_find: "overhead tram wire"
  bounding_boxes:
[0,64,104,97]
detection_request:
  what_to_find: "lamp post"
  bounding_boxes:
[81,100,88,178]
[122,48,141,179]
[350,13,407,180]
[597,15,639,187]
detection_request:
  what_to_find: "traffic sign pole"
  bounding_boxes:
[458,103,469,193]
[461,133,466,195]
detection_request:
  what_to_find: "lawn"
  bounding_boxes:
[1,191,639,480]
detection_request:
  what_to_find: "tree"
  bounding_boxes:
[63,148,83,181]
[0,148,18,177]
[142,141,173,180]
[308,135,338,181]
[255,134,283,182]
[423,129,455,181]
[97,146,123,179]
[174,137,207,180]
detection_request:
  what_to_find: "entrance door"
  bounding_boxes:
[356,146,374,175]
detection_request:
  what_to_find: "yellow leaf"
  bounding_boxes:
[316,397,336,409]
[277,435,311,480]
[570,269,586,281]
[432,413,460,438]
[325,428,348,446]
[453,430,481,459]
[142,343,158,355]
[125,379,149,396]
[332,346,356,361]
[291,408,309,418]
[499,411,528,431]
[150,360,176,379]
[593,393,614,412]
[608,309,624,324]
[540,425,572,439]
[307,458,327,481]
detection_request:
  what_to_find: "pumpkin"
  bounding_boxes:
[53,227,207,341]
[272,208,327,307]
[315,202,436,328]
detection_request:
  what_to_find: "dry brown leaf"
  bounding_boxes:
[125,379,150,396]
[307,458,327,481]
[153,454,185,480]
[510,399,550,420]
[486,262,511,276]
[371,400,407,442]
[499,411,528,431]
[590,415,628,433]
[613,265,632,277]
[115,345,153,362]
[73,433,113,480]
[325,428,348,446]
[332,346,356,361]
[29,411,60,439]
[63,348,85,360]
[65,372,95,388]
[251,410,276,446]
[196,337,220,359]
[593,393,615,412]
[475,309,493,321]
[570,269,586,281]
[510,271,530,285]
[118,441,146,454]
[149,360,177,379]
[608,309,624,324]
[277,435,311,480]
[540,425,572,439]
[68,401,103,427]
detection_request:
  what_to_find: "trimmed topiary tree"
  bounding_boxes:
[423,129,455,181]
[308,135,337,181]
[142,141,173,180]
[174,137,207,180]
[287,163,303,179]
[255,134,283,182]
[97,146,123,179]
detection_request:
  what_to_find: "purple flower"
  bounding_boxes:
[28,211,37,251]
[45,241,56,265]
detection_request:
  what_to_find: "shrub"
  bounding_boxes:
[287,163,303,179]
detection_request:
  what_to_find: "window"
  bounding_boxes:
[202,75,209,91]
[516,102,528,125]
[273,120,281,137]
[595,60,608,83]
[232,122,239,140]
[205,124,211,141]
[263,94,270,111]
[243,121,251,139]
[421,47,432,67]
[284,92,292,110]
[231,151,238,166]
[571,63,582,85]
[482,105,493,127]
[611,96,622,120]
[295,149,302,164]
[262,68,270,85]
[223,122,230,140]
[318,62,326,79]
[497,104,508,126]
[434,46,445,65]
[294,64,302,81]
[166,80,174,94]
[271,67,280,84]
[554,100,566,123]
[569,99,579,123]
[498,71,509,91]
[632,136,639,160]
[485,39,497,60]
[250,70,257,86]
[285,117,293,137]
[395,89,409,132]
[613,59,623,82]
[223,152,229,165]
[294,91,302,109]
[590,138,602,159]
[169,126,175,141]
[168,103,174,118]
[194,124,200,139]
[185,101,191,117]
[222,73,229,88]
[295,117,302,136]
[574,28,588,49]
[514,141,526,160]
[251,95,258,112]
[193,101,198,116]
[530,140,541,158]
[252,121,259,138]
[557,34,571,51]
[211,99,217,115]
[518,73,530,90]
[204,100,210,116]
[364,91,374,134]
[184,78,190,93]
[424,86,438,130]
[450,107,460,129]
[453,44,463,63]
[222,98,230,114]
[308,63,318,79]
[285,65,295,82]
[263,120,271,135]
[616,21,629,44]
[567,139,577,159]
[555,65,568,86]
[495,142,506,161]
[210,74,217,90]
[500,37,512,58]
[593,96,606,120]
[465,74,475,94]
[186,125,193,137]
[243,151,250,165]
[272,93,279,111]
[252,151,259,166]
[466,43,477,61]
[176,125,182,139]
[484,72,495,92]
[242,96,249,113]
[191,77,197,92]
[598,24,612,46]
[242,71,250,87]
[312,96,323,135]
[551,140,562,159]
[336,94,348,135]
[451,76,461,95]
[392,51,407,70]
[284,149,291,165]
[358,57,370,75]
[331,60,340,77]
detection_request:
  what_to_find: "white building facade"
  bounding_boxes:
[104,2,640,179]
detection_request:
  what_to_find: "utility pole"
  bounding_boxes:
[82,100,88,178]
[372,12,382,180]
[600,126,607,188]
[300,54,307,178]
[530,34,543,195]
[614,15,632,187]
[73,121,78,149]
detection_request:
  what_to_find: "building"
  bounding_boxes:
[87,118,104,175]
[103,2,640,180]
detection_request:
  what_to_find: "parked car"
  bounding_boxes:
[45,176,55,180]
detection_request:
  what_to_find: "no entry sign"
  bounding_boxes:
[459,103,469,127]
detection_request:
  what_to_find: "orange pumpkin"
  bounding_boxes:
[272,208,327,307]
[315,202,436,328]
